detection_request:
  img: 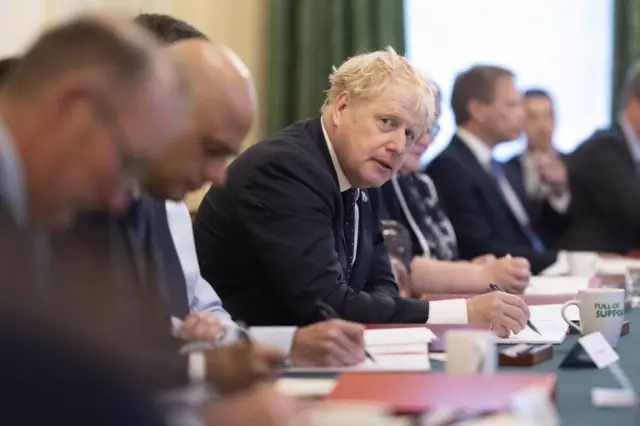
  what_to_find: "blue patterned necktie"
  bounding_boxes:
[342,189,359,274]
[490,160,546,252]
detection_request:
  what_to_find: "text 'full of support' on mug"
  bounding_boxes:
[560,288,625,348]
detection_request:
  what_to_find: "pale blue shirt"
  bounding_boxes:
[165,200,235,326]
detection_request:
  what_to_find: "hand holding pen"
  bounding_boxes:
[489,283,540,335]
[465,288,531,338]
[316,300,376,363]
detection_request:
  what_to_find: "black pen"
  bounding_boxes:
[316,300,376,363]
[488,283,541,335]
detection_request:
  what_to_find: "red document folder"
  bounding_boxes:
[325,372,557,415]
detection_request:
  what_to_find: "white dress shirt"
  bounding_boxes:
[322,118,468,324]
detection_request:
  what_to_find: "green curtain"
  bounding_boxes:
[611,0,640,118]
[266,0,406,135]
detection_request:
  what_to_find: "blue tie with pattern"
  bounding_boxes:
[490,160,546,252]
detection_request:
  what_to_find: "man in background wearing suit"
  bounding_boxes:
[503,88,571,246]
[562,63,640,253]
[428,65,567,274]
[195,49,530,337]
[0,15,186,426]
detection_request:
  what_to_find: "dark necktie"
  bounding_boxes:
[490,160,546,252]
[123,199,190,319]
[342,189,359,275]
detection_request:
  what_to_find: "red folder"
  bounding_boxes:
[325,372,556,415]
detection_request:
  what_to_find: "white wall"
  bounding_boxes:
[406,0,614,163]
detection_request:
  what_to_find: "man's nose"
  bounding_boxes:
[389,131,407,154]
[205,162,228,187]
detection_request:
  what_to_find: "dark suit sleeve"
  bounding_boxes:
[235,154,430,324]
[569,145,640,227]
[428,157,557,274]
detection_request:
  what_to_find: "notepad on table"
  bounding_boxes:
[288,327,435,373]
[524,276,591,295]
[496,304,578,345]
[597,258,640,275]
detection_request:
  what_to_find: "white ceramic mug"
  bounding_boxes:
[445,330,496,374]
[560,288,625,348]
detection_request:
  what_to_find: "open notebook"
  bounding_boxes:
[289,327,436,373]
[496,304,579,345]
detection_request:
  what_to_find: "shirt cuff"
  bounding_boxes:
[249,326,298,352]
[427,299,468,324]
[548,191,571,213]
[188,351,206,383]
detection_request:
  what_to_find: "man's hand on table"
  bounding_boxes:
[178,311,224,342]
[290,319,366,367]
[466,292,530,338]
[204,340,287,394]
[480,256,531,294]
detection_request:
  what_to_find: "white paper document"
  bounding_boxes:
[364,327,436,347]
[496,305,575,345]
[275,378,337,398]
[597,258,640,275]
[288,328,435,372]
[524,276,591,295]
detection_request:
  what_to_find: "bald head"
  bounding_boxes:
[167,39,256,141]
[143,39,256,200]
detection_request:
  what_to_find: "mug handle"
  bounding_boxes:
[561,300,583,334]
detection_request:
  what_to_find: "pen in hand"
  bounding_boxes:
[316,300,376,363]
[488,283,541,335]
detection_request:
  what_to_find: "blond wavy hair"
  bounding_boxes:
[322,47,438,135]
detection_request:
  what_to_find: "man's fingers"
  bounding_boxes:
[327,329,366,366]
[501,304,527,331]
[328,319,365,340]
[181,314,200,331]
[500,294,530,319]
[255,344,288,367]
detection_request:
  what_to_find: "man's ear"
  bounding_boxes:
[467,99,486,123]
[332,92,350,127]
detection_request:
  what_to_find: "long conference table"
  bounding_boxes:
[426,302,640,424]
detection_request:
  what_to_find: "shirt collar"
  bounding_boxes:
[321,116,352,192]
[0,117,27,225]
[618,115,640,164]
[456,126,494,170]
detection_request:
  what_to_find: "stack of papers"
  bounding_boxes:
[363,327,436,371]
[289,327,436,373]
[496,305,578,345]
[524,276,590,295]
